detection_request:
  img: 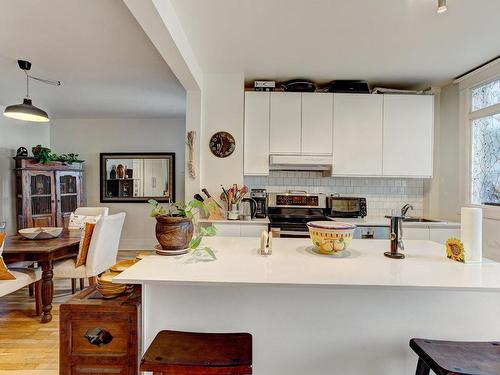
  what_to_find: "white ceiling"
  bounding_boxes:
[170,0,500,88]
[0,0,186,119]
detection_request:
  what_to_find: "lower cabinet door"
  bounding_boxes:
[240,225,268,237]
[403,228,430,240]
[212,223,241,237]
[429,228,460,244]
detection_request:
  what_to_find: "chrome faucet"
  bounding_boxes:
[384,209,405,259]
[401,203,414,217]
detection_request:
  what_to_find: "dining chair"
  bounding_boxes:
[70,206,109,291]
[0,268,42,315]
[0,236,43,315]
[74,206,109,217]
[53,212,126,289]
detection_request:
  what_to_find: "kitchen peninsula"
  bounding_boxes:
[115,237,500,375]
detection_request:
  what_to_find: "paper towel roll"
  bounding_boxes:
[461,207,482,263]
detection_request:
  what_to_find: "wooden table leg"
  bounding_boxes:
[40,260,54,323]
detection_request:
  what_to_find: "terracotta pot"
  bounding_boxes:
[155,215,194,250]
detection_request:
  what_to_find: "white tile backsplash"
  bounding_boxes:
[244,171,424,217]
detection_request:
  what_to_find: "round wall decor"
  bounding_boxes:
[209,131,236,158]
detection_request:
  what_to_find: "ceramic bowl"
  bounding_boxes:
[18,227,63,240]
[307,221,356,254]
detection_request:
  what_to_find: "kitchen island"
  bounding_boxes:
[115,238,500,375]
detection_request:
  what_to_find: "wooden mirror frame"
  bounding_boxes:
[99,152,175,203]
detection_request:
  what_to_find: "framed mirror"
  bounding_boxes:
[100,153,175,203]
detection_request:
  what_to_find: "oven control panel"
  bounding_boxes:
[268,192,326,208]
[276,195,318,206]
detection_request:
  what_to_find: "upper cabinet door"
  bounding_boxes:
[333,94,383,176]
[383,95,434,177]
[301,93,333,155]
[269,92,302,154]
[244,92,270,175]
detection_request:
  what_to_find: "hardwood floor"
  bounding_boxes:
[0,251,147,375]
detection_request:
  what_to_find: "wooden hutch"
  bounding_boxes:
[15,157,85,230]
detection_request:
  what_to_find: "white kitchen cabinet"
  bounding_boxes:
[211,223,241,237]
[403,228,430,240]
[429,228,460,244]
[333,94,383,176]
[383,95,434,177]
[244,92,270,175]
[143,159,168,196]
[301,93,333,155]
[240,224,268,237]
[403,226,460,244]
[200,220,269,238]
[269,92,302,154]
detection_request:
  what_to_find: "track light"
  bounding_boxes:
[3,60,61,123]
[437,0,447,13]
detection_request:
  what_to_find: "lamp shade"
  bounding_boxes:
[3,98,49,122]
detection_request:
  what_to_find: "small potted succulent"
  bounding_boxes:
[149,199,217,259]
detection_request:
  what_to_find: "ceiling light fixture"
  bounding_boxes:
[3,60,61,123]
[437,0,447,13]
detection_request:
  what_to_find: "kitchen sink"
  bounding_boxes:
[402,217,446,223]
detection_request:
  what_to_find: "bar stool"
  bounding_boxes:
[141,330,252,374]
[410,338,500,375]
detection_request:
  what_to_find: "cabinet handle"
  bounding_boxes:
[84,327,113,346]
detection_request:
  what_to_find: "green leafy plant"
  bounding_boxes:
[32,145,82,164]
[148,199,217,260]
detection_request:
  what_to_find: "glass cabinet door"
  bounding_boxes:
[56,171,82,227]
[27,171,56,227]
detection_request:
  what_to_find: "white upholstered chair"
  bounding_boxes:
[53,212,126,287]
[69,206,109,291]
[74,206,109,217]
[0,239,42,315]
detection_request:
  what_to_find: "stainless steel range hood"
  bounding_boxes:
[269,155,332,172]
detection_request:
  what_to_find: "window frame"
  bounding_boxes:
[458,65,500,220]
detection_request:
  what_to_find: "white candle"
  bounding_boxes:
[461,207,482,263]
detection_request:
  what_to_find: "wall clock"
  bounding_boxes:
[209,131,236,158]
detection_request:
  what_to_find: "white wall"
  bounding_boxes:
[50,118,185,249]
[200,74,244,197]
[434,82,500,260]
[435,84,461,220]
[0,114,50,234]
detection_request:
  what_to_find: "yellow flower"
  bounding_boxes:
[446,237,465,263]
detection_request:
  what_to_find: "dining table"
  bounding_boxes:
[2,232,80,323]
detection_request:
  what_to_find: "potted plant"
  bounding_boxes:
[149,199,217,259]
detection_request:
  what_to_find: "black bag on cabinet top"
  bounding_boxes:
[327,80,370,93]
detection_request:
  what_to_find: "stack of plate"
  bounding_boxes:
[96,272,130,298]
[97,258,139,298]
[110,259,137,272]
[136,251,153,261]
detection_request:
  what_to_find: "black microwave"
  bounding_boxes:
[327,196,367,218]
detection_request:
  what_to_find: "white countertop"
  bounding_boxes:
[199,217,270,225]
[114,237,499,290]
[332,216,461,228]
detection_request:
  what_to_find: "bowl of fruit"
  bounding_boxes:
[307,221,356,254]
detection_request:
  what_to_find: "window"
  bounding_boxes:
[469,79,500,206]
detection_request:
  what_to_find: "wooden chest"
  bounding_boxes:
[60,285,141,375]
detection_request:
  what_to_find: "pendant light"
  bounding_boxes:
[3,60,61,123]
[437,0,447,13]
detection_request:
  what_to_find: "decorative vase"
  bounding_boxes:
[155,215,194,251]
[110,165,117,180]
[117,164,125,179]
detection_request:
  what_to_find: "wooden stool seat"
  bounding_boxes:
[410,338,500,375]
[141,330,252,374]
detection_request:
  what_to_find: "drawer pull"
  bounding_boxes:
[84,327,113,346]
